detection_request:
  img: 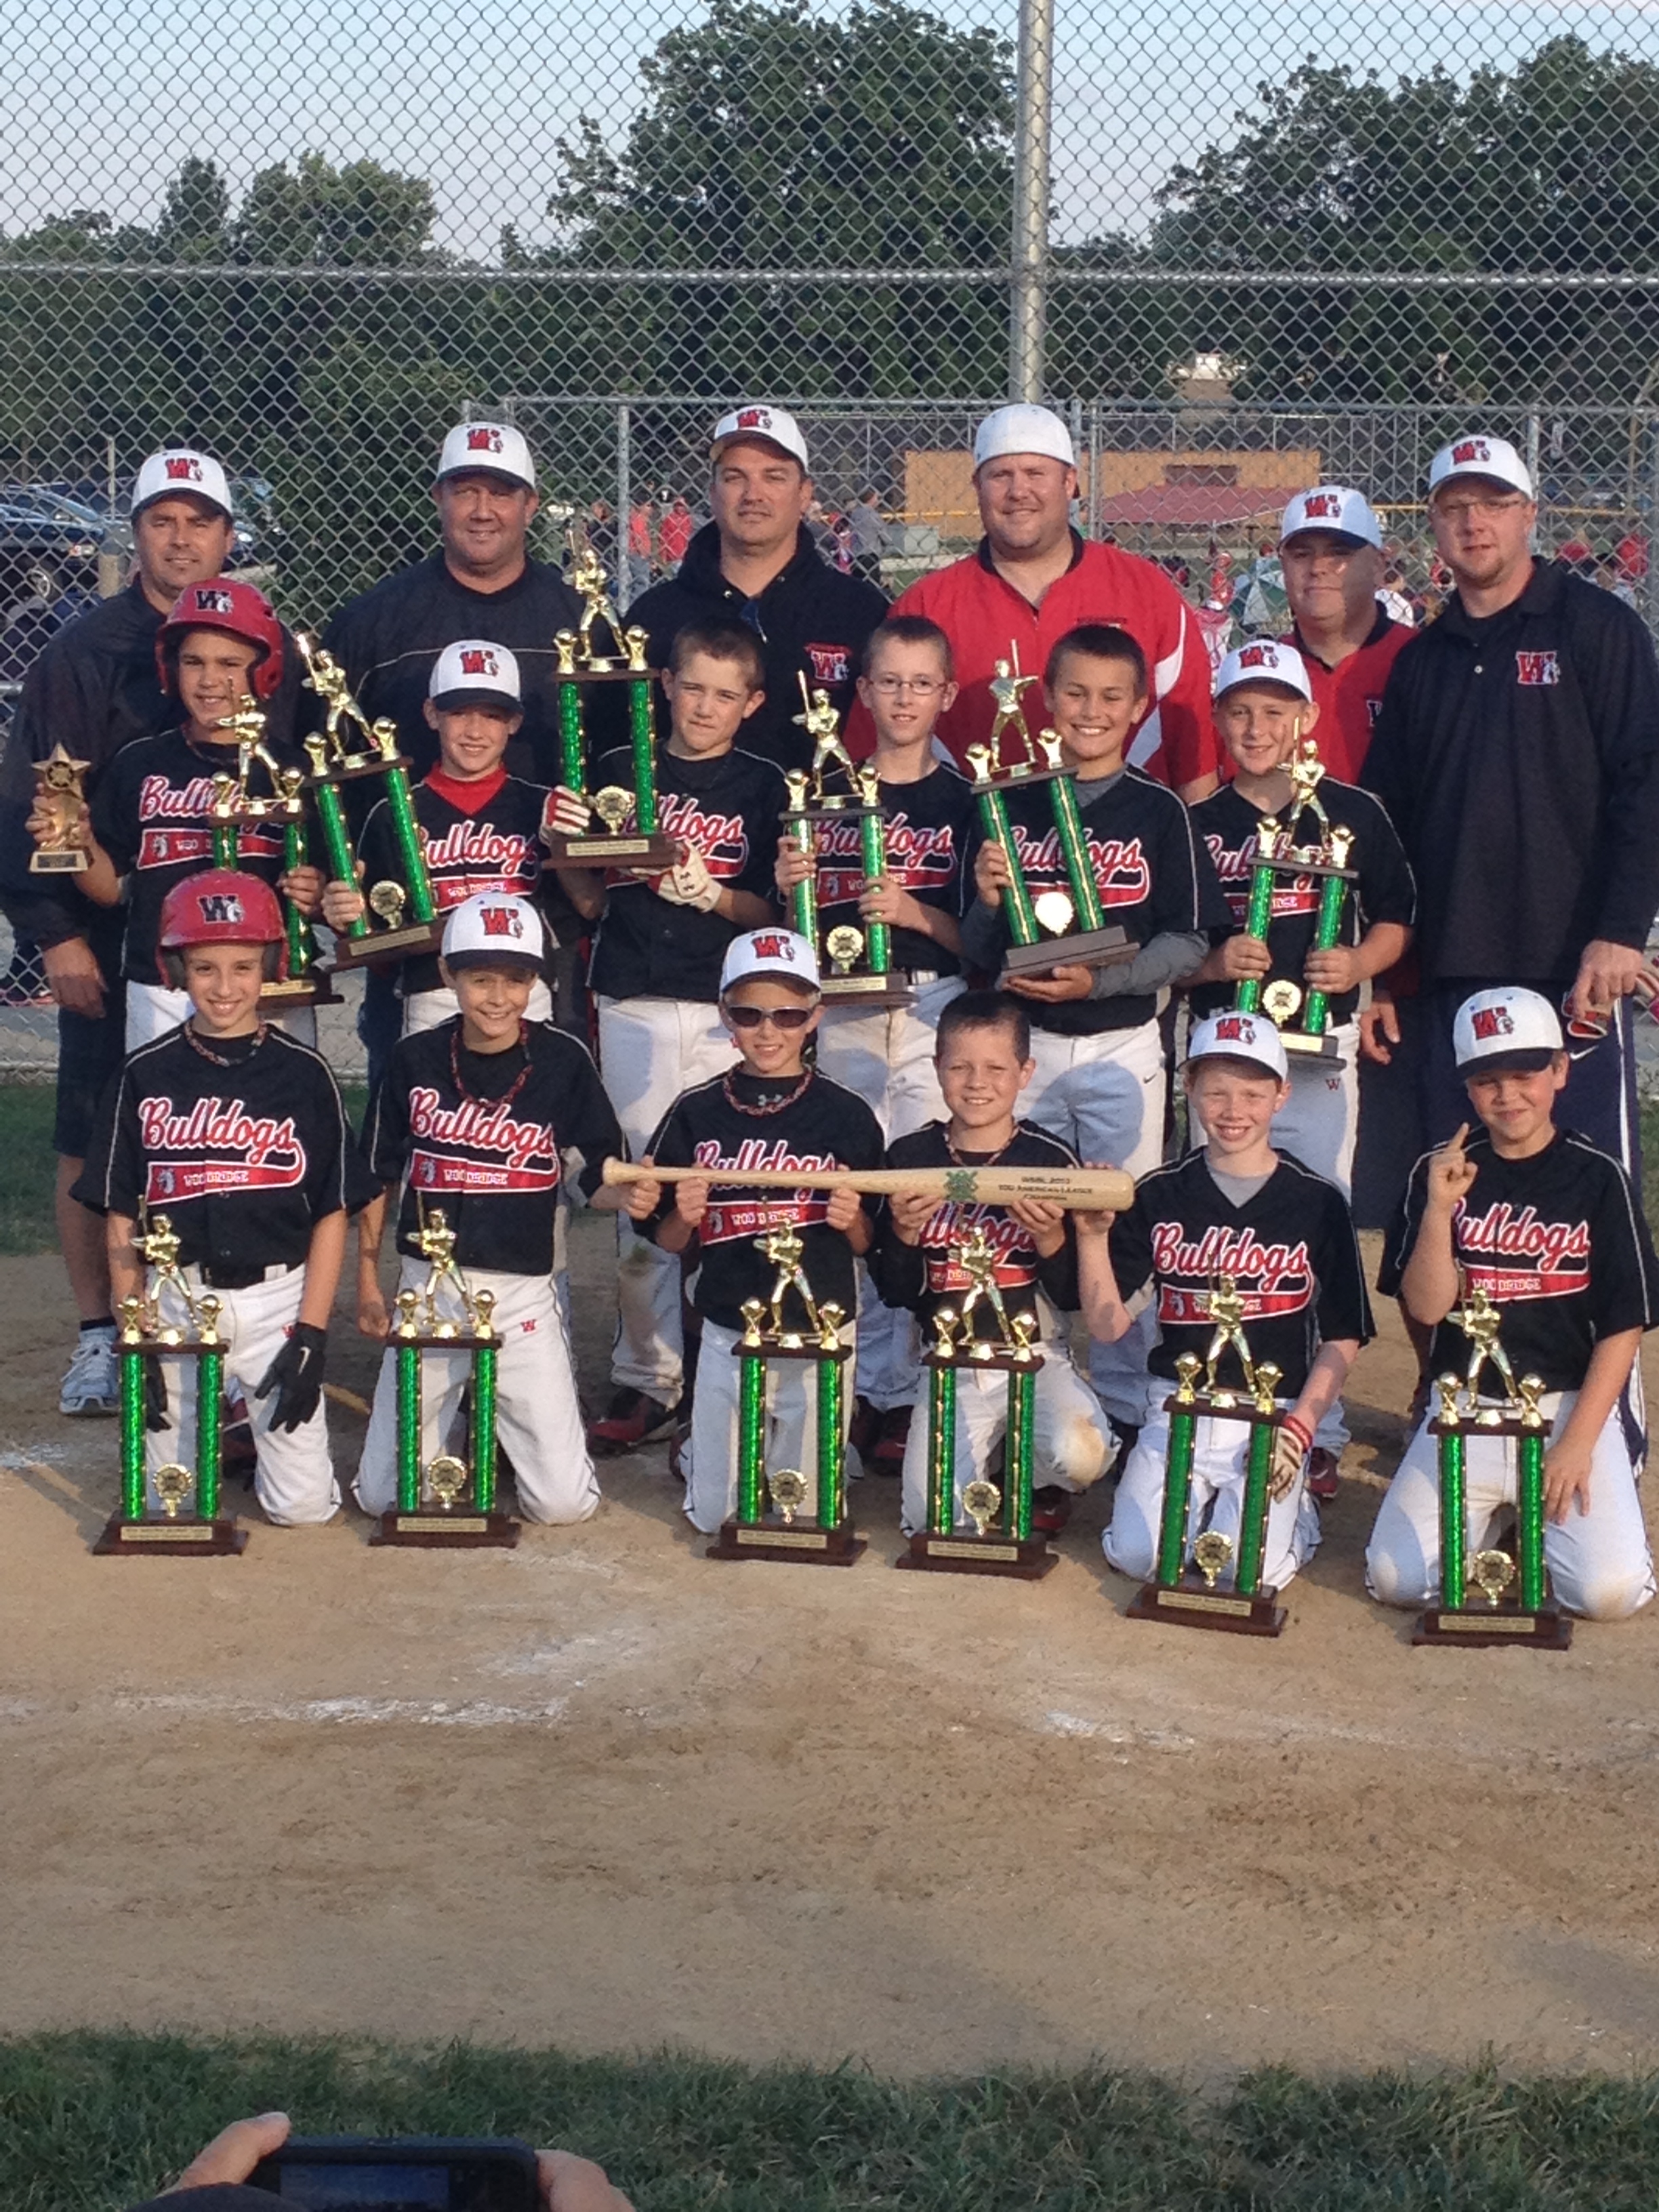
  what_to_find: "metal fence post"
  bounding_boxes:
[1008,0,1054,401]
[615,402,632,608]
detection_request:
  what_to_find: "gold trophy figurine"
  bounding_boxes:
[987,648,1040,767]
[756,1220,823,1344]
[412,1205,480,1338]
[569,537,631,670]
[1446,1276,1519,1414]
[1198,1273,1259,1399]
[954,1224,1014,1355]
[27,743,93,874]
[794,676,859,804]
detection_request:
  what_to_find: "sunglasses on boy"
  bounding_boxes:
[722,1003,815,1030]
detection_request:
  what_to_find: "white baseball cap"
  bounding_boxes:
[1429,434,1534,501]
[429,638,522,709]
[1280,484,1383,550]
[1214,638,1313,702]
[131,448,234,520]
[972,403,1076,471]
[1453,987,1563,1074]
[441,890,544,970]
[719,926,821,995]
[436,421,537,490]
[1187,1009,1290,1081]
[710,404,810,472]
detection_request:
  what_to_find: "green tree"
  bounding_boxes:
[236,153,438,268]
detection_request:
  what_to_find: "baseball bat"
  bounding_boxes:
[600,1158,1132,1210]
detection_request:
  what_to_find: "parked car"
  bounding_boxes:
[0,506,102,618]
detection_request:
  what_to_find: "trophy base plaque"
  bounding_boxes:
[544,830,678,869]
[896,1528,1056,1579]
[370,1507,521,1549]
[819,972,916,1006]
[260,971,341,1010]
[331,920,446,970]
[94,1511,246,1557]
[1277,1026,1344,1063]
[29,851,89,874]
[1412,1603,1572,1649]
[1002,926,1132,978]
[1127,1576,1286,1636]
[708,1516,865,1565]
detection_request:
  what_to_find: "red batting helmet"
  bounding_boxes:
[156,579,285,700]
[158,869,285,949]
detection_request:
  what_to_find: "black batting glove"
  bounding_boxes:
[254,1322,329,1433]
[143,1358,168,1433]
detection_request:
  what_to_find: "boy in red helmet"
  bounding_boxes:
[33,579,324,1051]
[75,869,375,1526]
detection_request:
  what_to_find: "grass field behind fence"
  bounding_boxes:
[9,2034,1659,2212]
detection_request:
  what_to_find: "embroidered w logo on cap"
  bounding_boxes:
[478,905,523,938]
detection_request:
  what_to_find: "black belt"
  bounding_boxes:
[201,1261,298,1290]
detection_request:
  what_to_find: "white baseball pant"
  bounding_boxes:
[1103,1405,1321,1593]
[144,1264,338,1526]
[899,1337,1115,1535]
[679,1315,855,1535]
[815,974,964,1408]
[1265,1020,1360,1458]
[403,981,554,1034]
[1365,1392,1655,1622]
[354,1258,599,1524]
[1021,1013,1166,1426]
[596,993,740,1401]
[125,980,316,1053]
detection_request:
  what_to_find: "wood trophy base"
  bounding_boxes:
[370,1507,521,1549]
[1002,925,1132,978]
[1127,1575,1286,1636]
[1412,1603,1572,1649]
[819,972,916,1006]
[94,1511,246,1557]
[896,1528,1056,1579]
[331,918,445,970]
[260,970,341,1010]
[708,1516,865,1565]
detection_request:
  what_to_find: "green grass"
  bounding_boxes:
[9,2036,1659,2211]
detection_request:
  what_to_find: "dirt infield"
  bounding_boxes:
[4,1212,1659,2083]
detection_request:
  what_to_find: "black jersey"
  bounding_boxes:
[73,1025,375,1276]
[88,728,306,987]
[871,1121,1081,1337]
[1378,1127,1658,1392]
[967,765,1230,1035]
[357,768,554,996]
[585,742,785,1003]
[642,1067,884,1331]
[1107,1146,1373,1395]
[365,1017,621,1277]
[1190,777,1416,1027]
[804,764,973,977]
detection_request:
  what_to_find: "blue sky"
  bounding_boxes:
[1,0,1655,255]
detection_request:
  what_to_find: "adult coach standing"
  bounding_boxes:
[621,405,888,771]
[0,447,304,1417]
[1364,434,1659,1171]
[887,405,1220,798]
[1277,485,1413,781]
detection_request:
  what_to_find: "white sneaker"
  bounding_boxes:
[60,1328,119,1416]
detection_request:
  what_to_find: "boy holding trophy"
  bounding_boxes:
[1078,1010,1371,1593]
[73,869,375,1526]
[1367,988,1657,1622]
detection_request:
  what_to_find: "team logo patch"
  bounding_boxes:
[466,426,504,453]
[1515,651,1559,687]
[1452,438,1490,466]
[198,891,245,924]
[735,407,773,432]
[1213,1015,1252,1044]
[1302,491,1342,519]
[805,643,850,687]
[1470,1005,1513,1041]
[164,456,204,483]
[747,931,791,962]
[477,903,523,939]
[192,587,235,615]
[458,647,498,677]
[1237,642,1274,669]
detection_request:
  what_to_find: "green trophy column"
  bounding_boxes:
[1047,776,1107,933]
[558,678,585,796]
[859,807,893,975]
[1300,872,1349,1037]
[928,1361,957,1533]
[788,817,818,945]
[975,787,1039,945]
[211,820,239,870]
[283,818,315,981]
[1235,1416,1275,1596]
[382,771,437,925]
[1517,1429,1547,1612]
[628,678,660,836]
[471,1340,499,1513]
[1235,861,1276,1015]
[121,1347,146,1521]
[1156,1412,1197,1584]
[1006,1367,1036,1540]
[195,1345,224,1521]
[1438,1425,1468,1610]
[816,1348,845,1528]
[396,1342,422,1513]
[737,1348,765,1521]
[310,781,369,943]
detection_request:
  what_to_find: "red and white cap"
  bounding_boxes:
[1214,638,1313,702]
[1453,987,1563,1073]
[131,448,234,520]
[1280,484,1383,550]
[710,404,810,472]
[436,421,537,490]
[1187,1009,1290,1081]
[441,890,544,970]
[719,926,821,995]
[1429,434,1534,501]
[429,638,522,709]
[972,403,1075,470]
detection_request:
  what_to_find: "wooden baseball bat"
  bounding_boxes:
[600,1158,1132,1210]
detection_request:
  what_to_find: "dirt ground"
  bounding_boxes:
[4,1211,1659,2085]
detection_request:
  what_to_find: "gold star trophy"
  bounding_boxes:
[1233,734,1358,1061]
[26,743,93,873]
[779,682,913,1006]
[707,1217,865,1565]
[1126,1277,1290,1636]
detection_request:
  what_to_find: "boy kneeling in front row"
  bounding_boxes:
[353,893,625,1525]
[1367,988,1657,1622]
[1078,1010,1371,1592]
